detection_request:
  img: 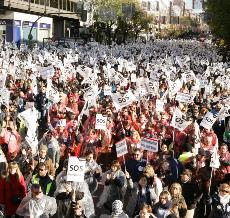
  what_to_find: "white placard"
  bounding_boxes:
[210,149,220,168]
[46,85,60,103]
[112,90,137,110]
[140,138,158,152]
[104,85,112,96]
[131,73,137,82]
[175,92,192,104]
[0,88,10,106]
[95,114,107,130]
[169,79,182,96]
[0,72,6,88]
[171,108,190,131]
[40,65,55,79]
[156,99,164,112]
[200,79,209,88]
[67,157,86,182]
[200,112,218,130]
[115,139,128,157]
[218,105,230,119]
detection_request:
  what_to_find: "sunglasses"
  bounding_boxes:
[220,190,229,194]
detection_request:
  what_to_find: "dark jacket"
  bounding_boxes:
[208,193,230,218]
[179,180,202,209]
[31,173,56,197]
[125,159,146,183]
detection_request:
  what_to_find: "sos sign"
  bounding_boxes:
[67,157,86,182]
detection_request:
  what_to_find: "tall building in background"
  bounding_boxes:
[0,0,86,43]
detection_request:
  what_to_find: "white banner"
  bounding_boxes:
[112,90,137,110]
[67,157,86,182]
[95,114,107,130]
[175,92,192,104]
[115,139,128,157]
[200,112,218,130]
[171,108,190,131]
[140,138,158,152]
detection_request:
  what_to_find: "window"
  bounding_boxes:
[40,0,45,5]
[156,1,159,11]
[50,0,58,8]
[147,2,151,11]
[63,0,67,10]
[67,0,71,11]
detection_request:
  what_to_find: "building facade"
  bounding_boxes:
[0,0,84,43]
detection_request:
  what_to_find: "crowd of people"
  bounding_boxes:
[0,37,229,218]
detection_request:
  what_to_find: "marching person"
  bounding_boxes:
[31,162,56,197]
[0,162,26,218]
[33,145,56,177]
[16,184,57,218]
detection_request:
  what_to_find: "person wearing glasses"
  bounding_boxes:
[125,148,146,183]
[16,184,57,218]
[208,183,230,218]
[31,163,56,197]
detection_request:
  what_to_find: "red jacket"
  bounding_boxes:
[0,175,26,216]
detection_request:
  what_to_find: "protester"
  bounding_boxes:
[31,162,56,197]
[0,161,26,217]
[97,160,127,212]
[126,172,158,217]
[16,184,57,217]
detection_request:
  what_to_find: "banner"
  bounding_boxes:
[0,72,6,88]
[140,138,158,152]
[115,139,128,157]
[175,92,192,104]
[200,111,218,130]
[95,114,107,130]
[112,90,137,110]
[169,79,182,96]
[67,157,86,182]
[171,108,190,131]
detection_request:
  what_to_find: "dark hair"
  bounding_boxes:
[84,149,95,158]
[38,162,47,170]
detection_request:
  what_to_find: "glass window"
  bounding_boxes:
[63,0,67,10]
[67,0,71,11]
[40,0,45,5]
[35,0,39,4]
[60,0,63,10]
[50,0,58,8]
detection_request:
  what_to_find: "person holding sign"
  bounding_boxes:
[97,160,126,213]
[84,150,102,194]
